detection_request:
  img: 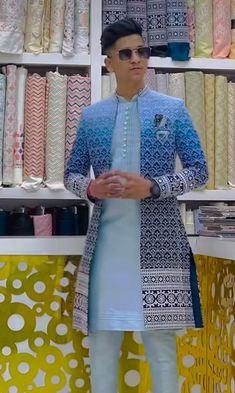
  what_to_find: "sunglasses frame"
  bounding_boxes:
[108,46,151,61]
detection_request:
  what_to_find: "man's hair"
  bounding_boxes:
[101,18,143,54]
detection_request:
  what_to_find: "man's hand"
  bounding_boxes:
[117,172,151,199]
[88,171,125,199]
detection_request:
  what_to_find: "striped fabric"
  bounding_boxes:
[22,74,46,191]
[65,75,91,164]
[0,74,6,185]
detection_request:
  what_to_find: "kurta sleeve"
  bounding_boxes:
[153,100,208,199]
[64,111,91,199]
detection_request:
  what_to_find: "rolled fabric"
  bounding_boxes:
[32,214,53,236]
[185,71,206,154]
[213,0,231,58]
[194,0,213,57]
[127,0,148,45]
[24,0,44,53]
[102,0,127,29]
[0,74,6,185]
[74,0,90,54]
[187,0,195,57]
[65,74,91,164]
[204,74,215,190]
[48,0,65,53]
[0,0,27,54]
[228,82,235,187]
[13,67,28,186]
[42,0,51,52]
[62,0,75,56]
[146,0,167,56]
[2,65,17,186]
[102,75,111,99]
[9,211,34,236]
[168,73,185,101]
[156,73,168,94]
[144,69,157,90]
[45,72,67,190]
[166,0,190,60]
[0,210,9,235]
[229,0,235,58]
[215,76,228,189]
[22,74,46,191]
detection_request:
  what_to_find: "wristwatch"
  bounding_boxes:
[149,180,160,198]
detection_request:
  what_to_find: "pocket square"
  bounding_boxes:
[154,114,167,129]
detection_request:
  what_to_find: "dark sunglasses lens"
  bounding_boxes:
[138,47,151,58]
[119,48,132,60]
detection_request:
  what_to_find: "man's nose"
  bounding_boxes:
[130,50,140,62]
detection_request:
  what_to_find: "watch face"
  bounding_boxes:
[151,181,160,198]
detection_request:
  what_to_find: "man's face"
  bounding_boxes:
[105,34,149,84]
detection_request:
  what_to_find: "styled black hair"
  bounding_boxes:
[101,18,143,54]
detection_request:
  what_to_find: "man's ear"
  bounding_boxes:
[104,57,114,73]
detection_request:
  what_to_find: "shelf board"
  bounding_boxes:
[0,53,91,66]
[0,187,80,200]
[190,236,235,260]
[178,190,235,201]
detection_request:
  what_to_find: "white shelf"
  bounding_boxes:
[178,190,235,201]
[189,236,235,260]
[0,187,80,200]
[0,236,86,255]
[0,53,91,66]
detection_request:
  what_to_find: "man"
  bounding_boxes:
[65,18,208,393]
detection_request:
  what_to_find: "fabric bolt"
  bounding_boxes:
[194,0,213,57]
[229,0,235,58]
[24,0,44,53]
[204,74,215,190]
[73,203,89,235]
[42,0,51,52]
[32,214,52,236]
[55,207,76,235]
[62,0,75,56]
[155,73,168,94]
[166,0,190,60]
[0,210,9,235]
[0,75,6,185]
[2,65,17,186]
[185,71,206,155]
[102,0,127,29]
[49,0,65,53]
[102,75,111,99]
[45,72,67,190]
[22,74,46,191]
[0,0,27,54]
[144,68,157,90]
[13,67,28,186]
[168,73,185,101]
[9,212,34,236]
[146,0,167,56]
[228,82,235,187]
[213,0,231,58]
[215,76,228,189]
[187,0,195,57]
[65,74,91,165]
[74,0,90,54]
[127,0,148,45]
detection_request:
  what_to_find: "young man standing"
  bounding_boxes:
[65,18,208,393]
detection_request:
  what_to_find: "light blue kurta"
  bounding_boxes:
[88,90,147,331]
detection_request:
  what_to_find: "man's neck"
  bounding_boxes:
[116,82,145,101]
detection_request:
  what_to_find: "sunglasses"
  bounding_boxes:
[110,47,151,61]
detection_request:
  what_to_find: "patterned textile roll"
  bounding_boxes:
[204,74,215,190]
[187,0,195,57]
[127,0,148,45]
[62,0,75,56]
[2,65,17,186]
[156,73,168,94]
[168,73,185,101]
[24,0,44,53]
[74,0,90,54]
[144,69,157,90]
[229,0,235,58]
[42,0,51,52]
[185,71,206,154]
[13,67,28,186]
[213,0,231,58]
[228,82,235,187]
[22,74,46,191]
[0,0,27,54]
[194,0,213,57]
[65,74,91,164]
[0,74,6,185]
[166,0,190,60]
[102,0,127,29]
[146,0,167,56]
[49,0,65,53]
[102,75,111,99]
[32,214,52,236]
[45,72,67,190]
[215,76,228,189]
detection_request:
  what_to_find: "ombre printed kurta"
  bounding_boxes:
[65,88,208,335]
